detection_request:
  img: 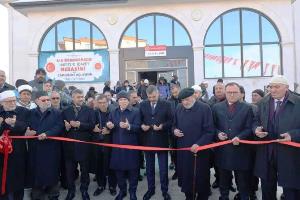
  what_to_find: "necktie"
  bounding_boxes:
[274,100,282,117]
[151,103,156,115]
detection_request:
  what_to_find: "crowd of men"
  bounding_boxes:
[1,68,300,200]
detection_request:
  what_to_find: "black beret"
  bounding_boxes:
[178,88,195,100]
[117,91,129,101]
[35,91,49,99]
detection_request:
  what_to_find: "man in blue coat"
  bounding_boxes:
[173,88,215,200]
[27,91,64,200]
[212,82,254,200]
[140,85,173,200]
[254,75,300,200]
[62,89,95,200]
[107,91,141,200]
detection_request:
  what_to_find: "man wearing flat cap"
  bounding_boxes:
[253,75,300,200]
[106,91,141,200]
[27,91,64,200]
[62,89,95,200]
[173,88,214,200]
[0,90,29,200]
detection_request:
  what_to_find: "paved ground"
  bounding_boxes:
[24,158,283,200]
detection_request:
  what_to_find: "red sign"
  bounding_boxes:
[145,45,167,57]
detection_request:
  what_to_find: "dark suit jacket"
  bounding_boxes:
[139,99,173,147]
[253,92,300,189]
[0,82,15,93]
[212,101,254,170]
[62,104,95,161]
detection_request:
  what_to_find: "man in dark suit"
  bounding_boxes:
[140,85,173,200]
[62,89,95,200]
[212,82,254,200]
[0,70,15,93]
[254,75,300,200]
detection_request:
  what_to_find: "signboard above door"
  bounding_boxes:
[145,45,167,57]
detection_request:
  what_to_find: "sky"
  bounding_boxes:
[0,4,9,81]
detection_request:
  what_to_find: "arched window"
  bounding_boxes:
[38,18,109,83]
[204,8,281,78]
[120,14,192,48]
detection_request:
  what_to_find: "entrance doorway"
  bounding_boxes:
[139,72,157,85]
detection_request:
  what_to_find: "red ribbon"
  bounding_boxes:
[1,135,299,195]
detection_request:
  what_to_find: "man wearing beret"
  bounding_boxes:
[62,89,95,200]
[0,90,29,200]
[173,88,214,200]
[254,75,300,200]
[106,91,141,200]
[27,91,64,200]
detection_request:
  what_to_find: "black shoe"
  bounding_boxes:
[109,187,117,196]
[171,172,177,180]
[212,180,219,189]
[139,174,144,181]
[143,190,155,200]
[130,193,137,200]
[93,187,105,196]
[229,185,236,192]
[234,193,240,200]
[163,192,171,200]
[115,192,127,200]
[169,163,175,170]
[65,192,75,200]
[280,193,285,200]
[81,191,90,200]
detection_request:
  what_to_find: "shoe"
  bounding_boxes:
[109,187,117,196]
[93,187,105,196]
[229,185,236,192]
[139,174,144,181]
[143,190,155,200]
[171,172,177,180]
[130,193,137,200]
[115,192,127,200]
[169,163,175,170]
[65,192,75,200]
[234,193,240,200]
[81,191,90,200]
[163,192,171,200]
[212,180,219,189]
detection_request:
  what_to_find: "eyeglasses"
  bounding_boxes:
[40,99,50,102]
[51,97,60,100]
[2,100,16,103]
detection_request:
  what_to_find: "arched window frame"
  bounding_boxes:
[203,8,282,78]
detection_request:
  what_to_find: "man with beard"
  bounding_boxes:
[254,75,300,200]
[213,82,254,200]
[92,94,117,197]
[0,70,15,93]
[16,84,36,109]
[208,82,226,107]
[62,89,95,200]
[29,69,47,98]
[0,90,28,200]
[173,88,214,200]
[106,91,141,200]
[140,85,173,200]
[27,91,64,200]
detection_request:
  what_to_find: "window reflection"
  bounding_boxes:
[75,20,91,50]
[121,23,137,48]
[156,16,172,46]
[204,8,281,78]
[204,47,222,78]
[41,27,55,51]
[93,26,108,49]
[138,16,154,47]
[57,20,73,51]
[243,45,261,77]
[174,21,191,46]
[223,11,240,44]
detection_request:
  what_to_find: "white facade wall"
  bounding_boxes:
[6,0,298,100]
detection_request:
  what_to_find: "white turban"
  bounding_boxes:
[0,90,16,101]
[18,84,32,93]
[191,85,202,92]
[269,75,289,86]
